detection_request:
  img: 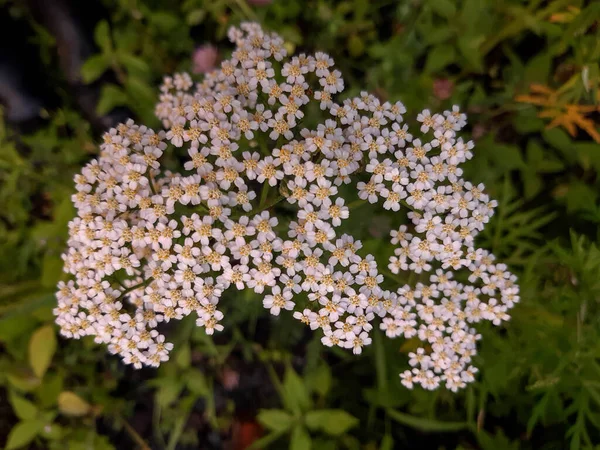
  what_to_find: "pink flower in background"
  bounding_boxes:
[248,0,272,5]
[192,44,218,74]
[432,78,454,100]
[472,124,487,140]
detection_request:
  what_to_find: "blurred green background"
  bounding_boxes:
[1,0,600,449]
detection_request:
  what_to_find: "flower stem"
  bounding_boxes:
[347,199,367,210]
[259,183,270,208]
[118,279,149,298]
[120,416,152,450]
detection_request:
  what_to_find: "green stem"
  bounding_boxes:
[381,268,406,285]
[148,173,158,196]
[347,199,367,209]
[152,403,167,450]
[118,279,149,298]
[231,0,259,21]
[166,399,194,450]
[243,194,285,219]
[120,416,152,450]
[265,361,286,402]
[399,199,416,212]
[259,183,270,208]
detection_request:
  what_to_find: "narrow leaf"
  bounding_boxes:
[94,20,112,52]
[380,434,394,450]
[387,408,468,432]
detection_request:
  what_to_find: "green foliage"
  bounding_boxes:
[57,392,91,417]
[1,0,600,449]
[28,325,57,379]
[257,365,359,448]
[257,409,294,432]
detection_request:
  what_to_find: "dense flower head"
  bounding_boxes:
[55,22,519,391]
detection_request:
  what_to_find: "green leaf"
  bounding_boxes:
[363,387,408,409]
[489,143,526,172]
[186,9,206,25]
[81,54,110,84]
[0,295,55,329]
[380,434,394,450]
[387,408,468,432]
[305,409,358,436]
[28,325,57,379]
[290,425,311,450]
[425,27,455,45]
[175,343,191,369]
[155,378,182,408]
[257,409,294,432]
[564,182,597,214]
[0,313,38,343]
[57,392,91,416]
[96,84,128,115]
[124,76,157,124]
[429,0,456,18]
[457,35,485,72]
[185,369,209,396]
[9,392,38,420]
[124,76,155,104]
[246,430,286,450]
[347,34,365,57]
[425,45,456,73]
[283,366,311,414]
[542,128,573,161]
[576,142,600,172]
[150,12,180,32]
[35,372,64,408]
[41,252,63,288]
[513,110,545,134]
[304,364,331,397]
[6,368,41,392]
[117,52,150,77]
[5,420,43,450]
[94,20,112,52]
[523,52,551,86]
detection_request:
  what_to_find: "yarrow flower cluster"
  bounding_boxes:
[55,23,519,391]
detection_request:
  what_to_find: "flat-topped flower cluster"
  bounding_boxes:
[55,22,519,391]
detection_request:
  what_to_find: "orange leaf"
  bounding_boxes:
[538,109,562,119]
[515,83,600,142]
[547,115,577,137]
[571,115,600,143]
[568,104,599,114]
[515,95,552,107]
[529,84,555,95]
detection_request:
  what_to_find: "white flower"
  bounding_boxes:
[55,23,517,392]
[263,286,294,315]
[344,331,371,355]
